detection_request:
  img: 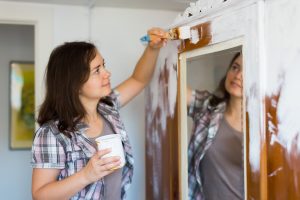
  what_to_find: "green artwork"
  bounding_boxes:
[10,61,34,149]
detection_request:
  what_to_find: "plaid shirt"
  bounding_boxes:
[31,90,134,200]
[188,90,226,200]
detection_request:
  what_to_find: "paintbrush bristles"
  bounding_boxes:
[168,28,179,40]
[166,26,191,40]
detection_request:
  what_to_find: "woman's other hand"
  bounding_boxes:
[81,148,121,184]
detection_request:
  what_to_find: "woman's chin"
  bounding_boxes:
[102,88,112,97]
[228,89,243,99]
[231,93,243,99]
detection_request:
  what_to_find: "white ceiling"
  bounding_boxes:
[2,0,194,11]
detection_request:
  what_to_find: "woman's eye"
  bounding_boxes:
[94,65,105,74]
[231,65,239,71]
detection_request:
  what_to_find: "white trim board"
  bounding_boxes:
[0,1,54,129]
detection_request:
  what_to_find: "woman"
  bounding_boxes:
[187,52,243,200]
[31,28,166,200]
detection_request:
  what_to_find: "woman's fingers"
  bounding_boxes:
[147,27,168,48]
[147,27,165,37]
[96,148,111,158]
[95,150,121,170]
[98,156,121,171]
[103,160,122,171]
[83,150,122,183]
[98,156,120,165]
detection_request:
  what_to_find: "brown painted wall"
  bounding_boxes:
[145,60,179,199]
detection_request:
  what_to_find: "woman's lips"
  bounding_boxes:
[231,81,242,88]
[102,82,110,87]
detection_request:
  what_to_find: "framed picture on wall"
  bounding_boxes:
[9,61,35,150]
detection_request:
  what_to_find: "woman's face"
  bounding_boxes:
[225,55,243,99]
[79,51,111,101]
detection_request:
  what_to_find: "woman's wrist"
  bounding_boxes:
[77,168,92,186]
[147,44,161,51]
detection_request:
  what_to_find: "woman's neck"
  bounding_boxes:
[225,97,243,132]
[80,98,99,123]
[226,97,242,118]
[81,99,104,138]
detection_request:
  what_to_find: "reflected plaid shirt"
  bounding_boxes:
[188,90,226,200]
[31,90,134,200]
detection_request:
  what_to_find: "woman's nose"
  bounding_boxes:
[235,70,242,80]
[103,68,111,78]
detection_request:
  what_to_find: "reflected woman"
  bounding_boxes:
[187,52,243,200]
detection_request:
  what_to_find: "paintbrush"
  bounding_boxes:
[140,26,191,42]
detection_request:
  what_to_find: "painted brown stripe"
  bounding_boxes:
[265,92,300,200]
[179,21,212,53]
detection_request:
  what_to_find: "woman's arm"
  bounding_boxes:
[32,168,86,200]
[32,149,121,200]
[116,28,167,107]
[187,86,193,107]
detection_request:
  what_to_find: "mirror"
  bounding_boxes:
[178,38,245,199]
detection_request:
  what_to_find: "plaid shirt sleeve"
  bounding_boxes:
[31,124,66,169]
[188,90,212,200]
[109,89,121,109]
[188,90,211,119]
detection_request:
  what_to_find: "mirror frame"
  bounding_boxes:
[178,37,245,199]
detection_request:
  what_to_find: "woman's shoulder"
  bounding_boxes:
[35,120,61,139]
[33,120,70,148]
[193,90,212,99]
[188,90,212,117]
[189,89,226,116]
[98,89,121,112]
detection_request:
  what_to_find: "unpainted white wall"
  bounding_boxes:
[0,24,34,200]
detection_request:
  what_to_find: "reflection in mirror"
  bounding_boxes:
[186,46,244,200]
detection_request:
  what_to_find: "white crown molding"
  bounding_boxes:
[171,0,260,27]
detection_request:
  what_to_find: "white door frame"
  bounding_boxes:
[0,1,54,124]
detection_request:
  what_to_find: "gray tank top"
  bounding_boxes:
[200,117,244,200]
[90,117,123,200]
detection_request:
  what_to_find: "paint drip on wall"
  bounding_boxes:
[147,40,180,132]
[265,0,300,168]
[145,40,180,199]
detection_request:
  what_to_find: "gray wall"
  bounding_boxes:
[0,24,34,200]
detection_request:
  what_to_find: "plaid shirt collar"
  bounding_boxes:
[69,91,134,199]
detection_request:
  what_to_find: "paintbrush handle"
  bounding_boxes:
[140,33,169,43]
[140,26,190,43]
[140,35,151,42]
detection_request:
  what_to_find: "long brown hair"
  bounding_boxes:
[210,52,242,107]
[37,42,97,137]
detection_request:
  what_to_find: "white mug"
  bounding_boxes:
[95,134,125,168]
